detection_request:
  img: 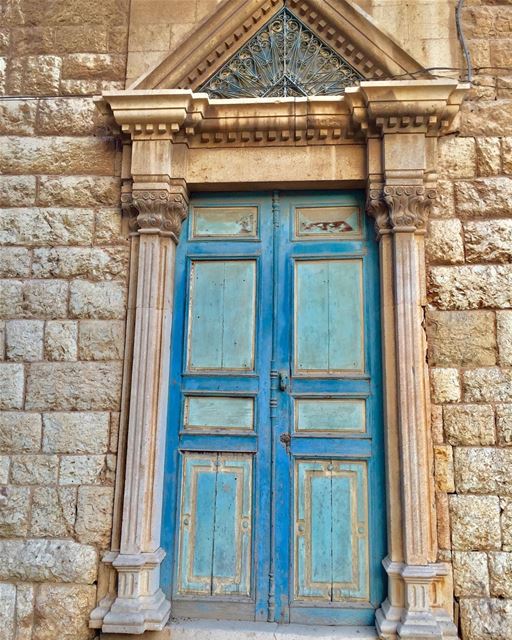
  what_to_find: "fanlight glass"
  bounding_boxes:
[200,8,363,98]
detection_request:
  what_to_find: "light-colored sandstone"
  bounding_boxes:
[464,220,512,263]
[0,248,31,278]
[430,179,455,219]
[69,280,127,319]
[33,584,96,640]
[0,412,41,453]
[0,321,4,359]
[78,320,125,360]
[21,280,68,319]
[489,552,512,598]
[464,368,512,403]
[430,368,461,403]
[454,447,512,495]
[7,56,62,96]
[426,310,496,366]
[31,487,77,537]
[460,598,512,640]
[497,405,512,446]
[36,97,106,136]
[0,583,16,640]
[450,495,501,550]
[443,404,495,446]
[425,219,464,264]
[75,486,114,547]
[44,321,78,362]
[10,455,59,485]
[60,455,112,485]
[26,362,122,411]
[0,363,24,409]
[438,136,476,178]
[429,265,512,310]
[0,281,22,319]
[460,99,512,137]
[32,247,128,280]
[455,176,512,217]
[37,176,120,208]
[497,311,512,366]
[15,583,34,640]
[476,137,502,176]
[95,208,123,243]
[5,320,44,362]
[0,100,36,136]
[0,456,9,484]
[0,176,36,207]
[0,486,30,536]
[0,208,94,246]
[62,53,125,80]
[434,445,455,492]
[42,412,109,454]
[503,498,512,552]
[453,552,490,597]
[504,136,512,174]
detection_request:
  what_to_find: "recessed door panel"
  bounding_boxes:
[295,399,366,434]
[184,396,254,431]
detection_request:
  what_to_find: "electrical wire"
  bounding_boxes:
[456,0,473,84]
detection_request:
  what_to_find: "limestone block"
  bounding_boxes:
[436,491,451,550]
[15,583,34,640]
[476,137,502,176]
[434,445,455,493]
[21,280,68,319]
[78,320,125,361]
[503,498,512,551]
[426,219,464,265]
[0,176,36,206]
[464,368,512,403]
[38,176,120,207]
[0,363,24,409]
[438,136,476,178]
[0,456,9,484]
[6,56,62,96]
[497,311,512,366]
[430,368,461,404]
[0,583,16,640]
[0,540,97,583]
[454,447,512,495]
[59,455,112,485]
[62,53,125,80]
[109,412,120,453]
[12,0,129,28]
[33,584,96,640]
[496,404,512,446]
[42,412,109,454]
[44,321,78,361]
[450,495,501,550]
[0,248,31,278]
[0,281,23,319]
[32,247,128,280]
[489,552,512,598]
[10,454,58,485]
[94,209,123,244]
[0,137,116,176]
[55,25,108,54]
[444,404,495,446]
[504,137,512,175]
[36,97,106,135]
[0,208,94,246]
[430,179,455,219]
[0,321,4,359]
[76,486,114,546]
[0,56,5,93]
[10,26,55,56]
[31,487,77,537]
[460,598,512,640]
[69,280,127,319]
[491,39,512,67]
[0,486,30,536]
[464,220,512,263]
[6,320,44,361]
[60,79,101,96]
[0,100,36,135]
[426,310,496,367]
[429,265,512,310]
[453,552,490,597]
[0,412,41,453]
[431,403,444,445]
[455,177,512,217]
[460,99,512,136]
[26,362,122,411]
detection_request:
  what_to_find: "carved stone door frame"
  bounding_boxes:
[90,80,467,638]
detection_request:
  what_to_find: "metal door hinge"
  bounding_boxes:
[278,371,289,391]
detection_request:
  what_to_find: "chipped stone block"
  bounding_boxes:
[430,179,455,219]
[497,405,512,446]
[460,598,512,640]
[6,55,62,96]
[0,281,23,319]
[36,97,106,136]
[450,495,501,551]
[94,208,123,243]
[32,247,128,280]
[0,583,16,640]
[444,404,495,446]
[10,455,59,485]
[0,486,30,536]
[42,412,109,454]
[21,280,68,320]
[0,248,31,278]
[455,177,512,217]
[59,455,111,485]
[434,445,455,493]
[0,363,24,409]
[44,321,77,362]
[430,368,461,404]
[454,447,512,495]
[0,208,94,247]
[62,52,125,80]
[0,100,37,136]
[78,320,125,360]
[38,175,120,208]
[503,498,512,552]
[15,583,34,640]
[69,280,127,319]
[0,412,41,453]
[438,136,476,178]
[26,362,122,411]
[0,321,4,359]
[31,487,77,537]
[453,552,489,597]
[476,137,502,176]
[425,219,464,265]
[429,265,512,310]
[464,220,512,263]
[497,311,512,367]
[76,486,113,546]
[6,320,44,361]
[34,584,96,640]
[0,176,36,206]
[464,368,512,403]
[0,456,9,484]
[489,552,512,598]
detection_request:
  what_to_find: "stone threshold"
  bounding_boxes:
[101,619,378,640]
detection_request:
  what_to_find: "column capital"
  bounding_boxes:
[132,183,189,241]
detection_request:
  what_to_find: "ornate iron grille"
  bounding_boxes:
[199,8,363,99]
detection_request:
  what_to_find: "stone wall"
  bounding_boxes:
[0,1,129,638]
[426,2,512,637]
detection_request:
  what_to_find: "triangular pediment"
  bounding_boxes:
[131,0,428,92]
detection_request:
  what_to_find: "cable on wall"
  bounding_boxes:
[456,0,473,84]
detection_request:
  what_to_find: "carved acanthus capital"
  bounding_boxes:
[366,185,391,236]
[383,185,437,232]
[132,189,188,240]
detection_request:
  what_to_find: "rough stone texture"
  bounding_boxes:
[44,321,78,361]
[10,455,59,485]
[453,552,490,597]
[78,320,125,360]
[0,412,41,453]
[0,247,31,277]
[59,455,114,486]
[429,265,512,310]
[69,280,127,319]
[497,311,512,366]
[464,220,512,263]
[489,553,512,598]
[438,136,477,178]
[454,448,512,495]
[0,363,24,409]
[34,584,96,640]
[75,486,114,547]
[31,487,77,537]
[503,498,512,552]
[497,405,512,446]
[32,247,128,280]
[5,319,44,361]
[463,368,512,403]
[455,177,512,217]
[0,583,16,640]
[0,486,30,537]
[476,137,502,176]
[460,598,512,640]
[426,219,465,264]
[450,495,501,551]
[444,404,495,446]
[42,412,109,454]
[430,368,461,404]
[0,208,95,246]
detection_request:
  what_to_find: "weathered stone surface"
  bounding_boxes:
[55,25,108,53]
[0,363,24,409]
[34,584,96,640]
[37,175,120,207]
[0,539,97,583]
[489,552,512,598]
[497,405,512,446]
[0,136,116,175]
[42,412,109,454]
[62,53,125,80]
[69,280,127,319]
[454,447,512,495]
[59,455,111,485]
[0,100,36,135]
[26,362,122,410]
[0,456,9,484]
[503,498,512,552]
[36,97,107,135]
[450,495,501,550]
[10,455,58,485]
[0,583,16,640]
[504,136,512,174]
[497,311,512,366]
[0,248,31,278]
[464,220,512,263]
[0,486,30,536]
[430,368,461,404]
[0,208,94,246]
[6,320,44,361]
[32,247,128,280]
[78,320,125,360]
[426,310,496,366]
[434,445,454,492]
[31,487,77,537]
[7,55,62,96]
[426,219,464,264]
[44,321,77,361]
[444,404,495,446]
[0,412,41,453]
[429,265,512,310]
[94,208,123,243]
[10,25,55,56]
[0,176,36,206]
[460,598,512,640]
[15,583,34,640]
[455,177,512,217]
[476,137,502,176]
[430,179,455,219]
[0,281,23,319]
[453,552,490,597]
[438,136,476,178]
[464,368,512,402]
[461,99,512,137]
[0,321,4,360]
[109,412,120,453]
[21,280,68,319]
[60,78,100,95]
[75,486,113,546]
[436,491,450,550]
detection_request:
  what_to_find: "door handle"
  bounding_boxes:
[279,370,289,391]
[280,432,291,454]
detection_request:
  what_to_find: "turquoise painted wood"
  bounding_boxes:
[161,191,386,626]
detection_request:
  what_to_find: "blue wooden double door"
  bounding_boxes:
[163,191,386,625]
